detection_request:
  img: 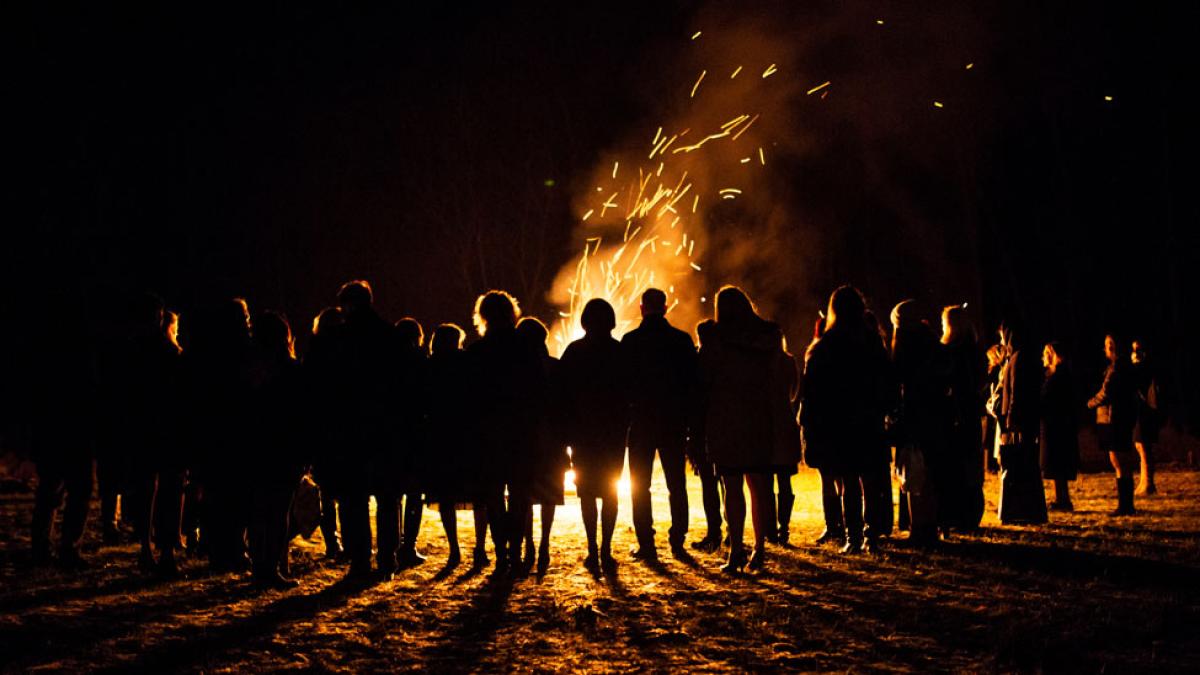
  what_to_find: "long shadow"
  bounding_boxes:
[924,537,1200,591]
[0,566,192,613]
[420,570,516,669]
[0,575,263,671]
[97,575,374,673]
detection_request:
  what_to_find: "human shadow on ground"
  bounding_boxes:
[0,574,263,671]
[419,568,516,668]
[95,574,375,673]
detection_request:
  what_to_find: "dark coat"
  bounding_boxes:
[96,329,181,463]
[1088,360,1137,452]
[800,322,892,474]
[993,348,1041,443]
[621,315,697,445]
[466,326,545,484]
[701,321,797,471]
[558,334,627,451]
[330,308,403,460]
[425,349,475,503]
[247,355,306,486]
[1040,366,1079,480]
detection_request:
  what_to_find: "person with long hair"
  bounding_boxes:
[247,310,304,589]
[701,286,797,572]
[515,317,567,575]
[1040,342,1079,511]
[801,286,892,554]
[939,304,986,531]
[989,319,1048,524]
[559,299,627,574]
[467,290,545,571]
[1088,335,1139,515]
[890,300,943,545]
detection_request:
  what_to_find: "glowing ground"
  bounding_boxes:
[2,467,1199,672]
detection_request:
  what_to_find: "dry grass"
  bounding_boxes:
[1,465,1198,673]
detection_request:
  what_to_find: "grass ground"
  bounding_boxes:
[1,465,1198,673]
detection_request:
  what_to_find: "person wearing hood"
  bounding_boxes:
[699,286,799,573]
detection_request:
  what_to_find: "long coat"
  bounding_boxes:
[701,321,798,472]
[466,326,545,486]
[800,323,891,475]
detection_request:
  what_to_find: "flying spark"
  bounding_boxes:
[807,81,831,95]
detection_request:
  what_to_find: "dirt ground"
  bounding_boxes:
[1,464,1198,673]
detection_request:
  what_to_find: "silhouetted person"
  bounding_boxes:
[988,319,1047,524]
[860,309,895,541]
[516,316,566,575]
[559,299,626,574]
[769,335,802,546]
[621,288,696,562]
[29,301,97,569]
[183,297,257,572]
[983,343,1007,474]
[425,323,475,568]
[247,311,304,589]
[466,290,544,571]
[1040,342,1079,511]
[801,286,892,554]
[1088,334,1138,516]
[700,286,794,572]
[394,317,429,569]
[804,316,844,546]
[305,306,345,559]
[330,280,403,579]
[890,300,942,545]
[939,305,986,530]
[95,292,180,567]
[689,319,724,552]
[1130,339,1162,495]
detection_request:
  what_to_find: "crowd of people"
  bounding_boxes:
[26,280,1165,588]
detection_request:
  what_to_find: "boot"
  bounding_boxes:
[1111,477,1136,516]
[776,493,795,546]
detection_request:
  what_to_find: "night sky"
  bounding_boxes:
[9,2,1197,425]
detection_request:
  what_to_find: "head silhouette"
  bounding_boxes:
[336,280,373,314]
[312,306,344,336]
[473,290,520,336]
[396,317,424,349]
[640,288,667,318]
[715,285,763,331]
[580,298,616,336]
[826,285,865,331]
[431,323,465,356]
[941,304,974,346]
[517,316,549,345]
[253,310,295,360]
[695,318,716,348]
